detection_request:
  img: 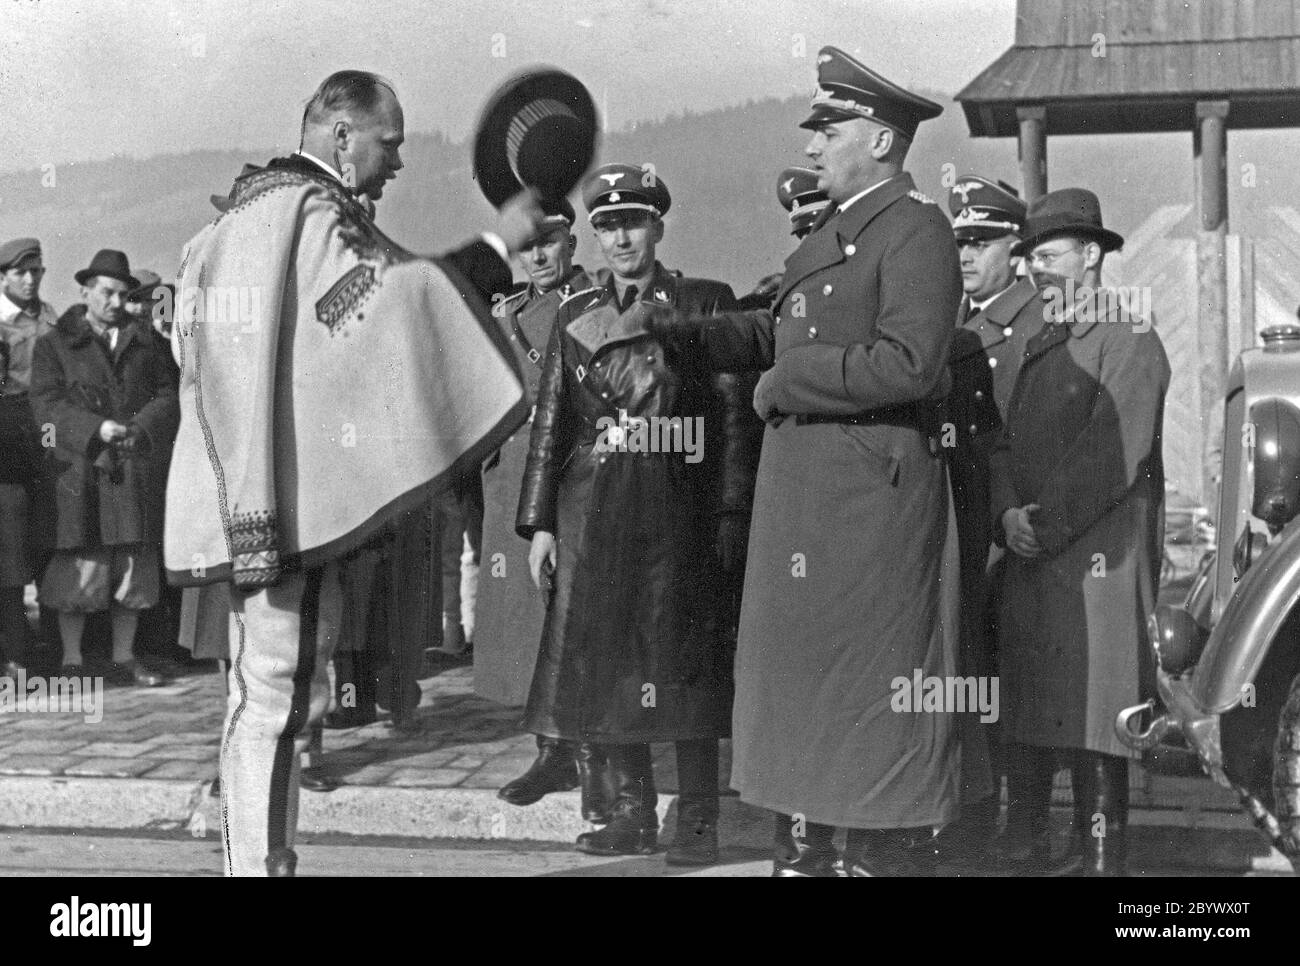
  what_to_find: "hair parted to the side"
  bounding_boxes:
[300,70,397,144]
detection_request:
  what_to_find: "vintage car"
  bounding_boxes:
[1116,325,1300,866]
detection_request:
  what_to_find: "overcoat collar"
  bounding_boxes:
[1019,286,1112,366]
[951,277,1039,362]
[566,262,676,355]
[55,303,142,363]
[776,172,918,308]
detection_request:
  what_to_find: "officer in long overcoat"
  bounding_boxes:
[652,48,964,876]
[517,164,759,866]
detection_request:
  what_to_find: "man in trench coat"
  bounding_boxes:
[990,188,1169,877]
[650,47,964,876]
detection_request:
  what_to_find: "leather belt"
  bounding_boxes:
[795,402,938,434]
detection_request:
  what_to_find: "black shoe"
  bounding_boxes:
[575,742,612,823]
[300,767,341,793]
[771,813,840,877]
[575,743,657,855]
[665,796,719,866]
[322,706,378,730]
[499,736,579,807]
[575,804,659,856]
[843,829,937,877]
[265,847,297,877]
[988,826,1053,874]
[103,660,166,687]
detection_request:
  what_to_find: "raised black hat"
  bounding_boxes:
[474,67,599,209]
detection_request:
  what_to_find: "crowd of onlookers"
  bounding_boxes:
[0,236,477,715]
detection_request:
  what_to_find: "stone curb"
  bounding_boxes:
[0,775,1291,873]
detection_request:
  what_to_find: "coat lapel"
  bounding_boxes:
[775,173,914,308]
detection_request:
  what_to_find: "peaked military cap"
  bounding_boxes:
[582,162,671,220]
[777,166,830,237]
[800,46,942,140]
[948,176,1027,241]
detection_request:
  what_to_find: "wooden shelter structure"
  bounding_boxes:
[957,0,1300,502]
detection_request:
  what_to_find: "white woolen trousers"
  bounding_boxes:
[221,564,341,876]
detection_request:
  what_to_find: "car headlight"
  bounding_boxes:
[1250,397,1300,534]
[1148,604,1208,675]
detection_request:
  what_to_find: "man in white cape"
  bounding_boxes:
[165,70,544,876]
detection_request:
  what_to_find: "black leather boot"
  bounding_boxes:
[576,742,612,823]
[575,743,658,855]
[843,828,936,877]
[265,847,297,877]
[989,742,1055,873]
[1065,751,1129,877]
[498,735,579,806]
[772,813,839,877]
[666,739,720,866]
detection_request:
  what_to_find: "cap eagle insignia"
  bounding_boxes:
[599,172,624,186]
[952,181,982,204]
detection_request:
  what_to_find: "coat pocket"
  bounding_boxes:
[835,423,901,487]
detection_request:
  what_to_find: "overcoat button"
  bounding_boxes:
[974,390,984,400]
[808,327,818,338]
[988,357,998,368]
[775,315,782,326]
[845,244,856,255]
[969,424,977,434]
[822,284,833,295]
[1003,326,1014,336]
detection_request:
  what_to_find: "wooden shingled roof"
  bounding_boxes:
[958,0,1300,136]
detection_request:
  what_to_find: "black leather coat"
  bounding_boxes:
[516,264,759,742]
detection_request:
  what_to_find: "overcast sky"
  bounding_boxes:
[1,0,1017,173]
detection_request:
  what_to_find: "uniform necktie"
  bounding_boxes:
[621,285,639,312]
[967,304,981,323]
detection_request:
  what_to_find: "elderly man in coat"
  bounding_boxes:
[990,188,1169,877]
[650,47,964,876]
[30,249,178,687]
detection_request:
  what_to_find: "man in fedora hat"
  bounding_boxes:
[989,187,1169,876]
[165,69,551,876]
[933,175,1039,865]
[30,249,178,689]
[648,46,963,876]
[0,237,59,679]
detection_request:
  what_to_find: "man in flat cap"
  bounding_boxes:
[30,249,178,688]
[165,69,546,875]
[649,46,963,876]
[515,162,759,866]
[990,188,1168,876]
[478,198,615,821]
[0,238,58,678]
[933,176,1040,865]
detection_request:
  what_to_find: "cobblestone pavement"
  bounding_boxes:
[0,661,711,794]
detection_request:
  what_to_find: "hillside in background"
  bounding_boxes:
[0,91,1293,310]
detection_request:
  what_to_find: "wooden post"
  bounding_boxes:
[1196,100,1230,508]
[1017,106,1047,202]
[1240,236,1255,352]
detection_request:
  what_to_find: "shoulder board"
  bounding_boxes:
[908,189,937,205]
[560,285,601,307]
[491,286,528,318]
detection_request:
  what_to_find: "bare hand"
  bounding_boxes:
[529,530,557,590]
[1003,504,1043,558]
[496,189,548,254]
[98,420,128,444]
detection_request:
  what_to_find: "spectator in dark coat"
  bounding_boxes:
[29,250,179,686]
